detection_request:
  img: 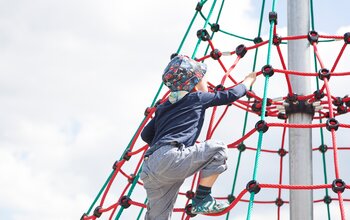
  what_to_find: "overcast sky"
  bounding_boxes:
[0,0,349,220]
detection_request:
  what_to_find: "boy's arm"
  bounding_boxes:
[201,72,256,108]
[141,118,156,145]
[201,84,247,108]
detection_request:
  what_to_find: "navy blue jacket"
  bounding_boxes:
[141,84,247,156]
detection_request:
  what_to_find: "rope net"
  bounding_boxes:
[82,0,350,219]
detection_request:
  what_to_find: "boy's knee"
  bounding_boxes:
[206,140,227,161]
[213,148,228,162]
[205,139,227,148]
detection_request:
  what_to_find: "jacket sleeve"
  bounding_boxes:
[200,84,247,108]
[141,118,156,145]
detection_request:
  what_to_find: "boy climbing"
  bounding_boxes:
[140,55,257,220]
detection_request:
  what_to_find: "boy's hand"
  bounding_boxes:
[242,72,257,88]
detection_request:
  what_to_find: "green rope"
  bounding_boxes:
[85,115,147,215]
[203,0,226,57]
[198,11,254,42]
[136,198,148,220]
[310,0,331,218]
[310,0,315,31]
[86,171,114,214]
[246,0,277,218]
[115,169,143,219]
[177,10,200,54]
[231,152,243,196]
[219,29,254,41]
[225,1,267,219]
[192,0,218,59]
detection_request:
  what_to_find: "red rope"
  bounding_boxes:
[331,43,348,72]
[277,120,287,220]
[221,56,240,85]
[268,122,325,129]
[227,128,256,148]
[209,105,230,138]
[281,35,307,41]
[276,45,293,95]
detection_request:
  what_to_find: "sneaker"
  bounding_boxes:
[191,195,229,214]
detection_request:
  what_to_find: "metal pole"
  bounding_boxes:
[287,1,313,220]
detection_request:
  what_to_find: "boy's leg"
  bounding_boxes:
[140,140,228,218]
[140,145,185,220]
[176,140,228,180]
[143,180,183,220]
[172,140,229,214]
[198,174,219,187]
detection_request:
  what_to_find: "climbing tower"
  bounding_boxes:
[82,0,350,219]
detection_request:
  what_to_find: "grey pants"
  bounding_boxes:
[140,140,228,220]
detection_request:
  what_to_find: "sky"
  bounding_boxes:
[0,0,349,220]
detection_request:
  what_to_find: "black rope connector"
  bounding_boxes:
[252,100,262,113]
[278,113,288,120]
[255,120,269,133]
[308,30,319,44]
[273,34,282,46]
[285,93,315,116]
[235,44,247,58]
[344,32,350,44]
[326,118,339,131]
[215,84,225,91]
[254,36,263,44]
[332,179,346,194]
[286,93,298,103]
[318,68,331,81]
[197,29,210,41]
[262,64,274,77]
[333,97,343,106]
[112,160,119,170]
[345,97,350,107]
[186,190,195,199]
[314,90,325,100]
[269,11,278,25]
[128,174,136,184]
[185,204,197,217]
[210,49,222,60]
[93,206,102,218]
[144,107,153,117]
[275,198,284,207]
[337,106,348,115]
[267,98,273,106]
[324,112,330,119]
[123,149,132,161]
[228,194,236,203]
[246,180,261,194]
[278,148,287,157]
[237,143,246,152]
[119,195,132,209]
[211,23,220,32]
[170,53,178,60]
[318,144,328,153]
[80,213,88,220]
[323,195,332,204]
[195,2,203,11]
